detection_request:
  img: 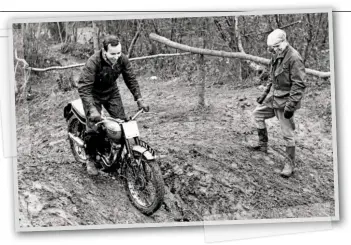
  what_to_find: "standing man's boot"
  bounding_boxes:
[280,146,295,177]
[86,158,98,176]
[251,128,268,153]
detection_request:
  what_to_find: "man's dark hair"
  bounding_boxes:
[103,35,120,51]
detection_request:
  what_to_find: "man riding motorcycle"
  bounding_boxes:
[77,35,149,176]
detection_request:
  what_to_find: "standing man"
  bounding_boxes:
[78,35,149,176]
[252,29,306,177]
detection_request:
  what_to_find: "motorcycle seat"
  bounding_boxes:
[71,99,86,121]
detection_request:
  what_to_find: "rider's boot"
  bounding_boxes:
[250,128,268,153]
[86,158,98,176]
[84,132,99,176]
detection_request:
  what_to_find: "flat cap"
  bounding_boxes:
[267,29,286,46]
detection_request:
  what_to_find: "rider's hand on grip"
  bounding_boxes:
[137,99,150,112]
[89,107,102,123]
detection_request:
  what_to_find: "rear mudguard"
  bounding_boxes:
[132,145,156,161]
[64,102,87,125]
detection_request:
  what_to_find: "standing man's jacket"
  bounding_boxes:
[77,49,142,111]
[264,45,306,111]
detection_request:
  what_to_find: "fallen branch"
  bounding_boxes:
[130,52,193,61]
[22,52,193,72]
[150,33,270,64]
[149,33,330,78]
[29,63,85,72]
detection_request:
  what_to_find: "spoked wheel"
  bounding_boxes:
[67,116,87,163]
[123,151,165,215]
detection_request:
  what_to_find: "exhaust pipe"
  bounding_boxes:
[68,133,85,147]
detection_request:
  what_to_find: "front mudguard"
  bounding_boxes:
[132,145,156,161]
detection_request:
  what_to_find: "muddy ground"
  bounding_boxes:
[15,49,335,229]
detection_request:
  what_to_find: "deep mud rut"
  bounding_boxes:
[16,56,335,228]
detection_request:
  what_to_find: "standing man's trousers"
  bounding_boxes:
[253,104,296,147]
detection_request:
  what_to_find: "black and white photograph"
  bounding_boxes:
[9,10,338,231]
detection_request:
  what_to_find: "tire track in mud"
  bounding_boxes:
[17,157,166,227]
[158,138,335,222]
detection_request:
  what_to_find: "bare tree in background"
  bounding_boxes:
[92,21,100,52]
[198,18,209,108]
[57,22,64,45]
[127,20,143,58]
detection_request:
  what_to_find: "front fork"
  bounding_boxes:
[121,137,148,187]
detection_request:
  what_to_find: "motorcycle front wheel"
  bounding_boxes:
[123,150,165,215]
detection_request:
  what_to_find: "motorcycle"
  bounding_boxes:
[63,99,165,215]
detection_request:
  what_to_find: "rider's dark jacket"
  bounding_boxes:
[77,49,142,111]
[264,44,306,111]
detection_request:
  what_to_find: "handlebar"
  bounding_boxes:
[94,109,145,127]
[130,108,144,121]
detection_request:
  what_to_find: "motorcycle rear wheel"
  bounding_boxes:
[67,116,87,164]
[123,151,165,215]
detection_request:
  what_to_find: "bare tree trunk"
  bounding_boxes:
[14,61,19,94]
[170,18,177,41]
[122,21,130,52]
[35,23,41,39]
[20,23,26,93]
[177,19,185,48]
[313,13,327,50]
[322,15,329,49]
[198,54,207,107]
[57,22,64,44]
[303,14,313,63]
[234,16,243,84]
[25,23,30,32]
[152,19,160,35]
[227,17,237,51]
[21,23,25,41]
[198,18,209,108]
[224,16,232,27]
[275,14,281,28]
[127,20,142,58]
[313,13,323,44]
[101,20,108,36]
[64,22,69,43]
[266,15,274,31]
[72,22,77,43]
[92,21,99,52]
[213,18,227,42]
